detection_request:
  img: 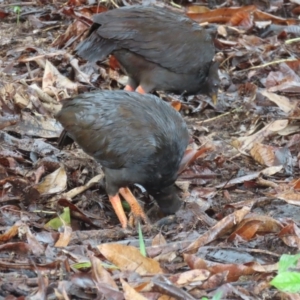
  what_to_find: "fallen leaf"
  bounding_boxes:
[121,279,148,300]
[35,166,67,195]
[98,244,164,275]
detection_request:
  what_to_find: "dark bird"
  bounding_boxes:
[55,90,189,228]
[76,5,219,103]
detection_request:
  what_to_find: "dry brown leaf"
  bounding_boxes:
[6,112,62,138]
[261,165,283,176]
[260,90,297,113]
[63,173,103,199]
[187,5,256,24]
[216,166,283,189]
[243,214,283,233]
[42,60,78,97]
[0,223,20,242]
[0,115,19,130]
[278,125,300,136]
[201,272,228,290]
[70,57,93,85]
[229,214,283,242]
[55,224,72,247]
[152,233,176,263]
[276,292,300,300]
[24,225,45,256]
[91,255,118,290]
[250,143,292,171]
[184,255,255,282]
[98,244,164,275]
[185,5,210,14]
[253,10,297,25]
[121,279,148,300]
[35,166,67,195]
[179,146,213,174]
[282,235,300,250]
[217,25,227,37]
[250,143,275,166]
[173,269,210,285]
[247,261,278,272]
[277,191,300,205]
[265,63,300,93]
[228,220,262,242]
[14,92,30,109]
[278,223,300,249]
[292,178,300,190]
[238,82,257,101]
[233,119,289,152]
[152,233,167,247]
[183,206,251,253]
[157,296,177,300]
[230,11,253,29]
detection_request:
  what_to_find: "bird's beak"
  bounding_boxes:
[211,93,218,105]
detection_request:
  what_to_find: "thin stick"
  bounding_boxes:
[235,58,297,73]
[196,108,239,124]
[0,2,35,7]
[285,37,300,45]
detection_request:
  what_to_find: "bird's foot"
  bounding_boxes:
[135,86,147,94]
[128,211,150,229]
[119,187,149,228]
[109,193,128,229]
[109,187,150,229]
[124,85,135,92]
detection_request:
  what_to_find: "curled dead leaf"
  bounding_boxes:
[121,279,148,300]
[35,166,67,195]
[98,244,164,275]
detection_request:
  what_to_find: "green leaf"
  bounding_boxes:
[271,272,300,293]
[213,291,223,300]
[201,291,223,300]
[72,261,118,270]
[138,222,146,257]
[13,6,21,13]
[72,261,92,269]
[45,207,71,230]
[278,253,300,273]
[122,200,130,212]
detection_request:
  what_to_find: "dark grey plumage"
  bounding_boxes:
[76,6,219,99]
[55,90,189,214]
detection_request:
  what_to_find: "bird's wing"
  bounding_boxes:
[89,6,215,74]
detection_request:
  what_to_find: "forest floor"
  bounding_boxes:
[0,0,300,299]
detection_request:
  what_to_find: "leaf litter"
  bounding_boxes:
[1,0,300,299]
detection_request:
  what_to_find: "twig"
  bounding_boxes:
[47,174,104,204]
[20,80,56,104]
[170,1,181,8]
[196,108,239,124]
[285,37,300,45]
[98,0,119,8]
[235,58,297,73]
[0,2,35,7]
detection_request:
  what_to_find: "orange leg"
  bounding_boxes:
[119,187,148,226]
[109,194,128,228]
[135,86,146,94]
[124,85,135,92]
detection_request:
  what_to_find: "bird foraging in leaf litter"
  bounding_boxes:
[76,5,219,104]
[55,90,189,228]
